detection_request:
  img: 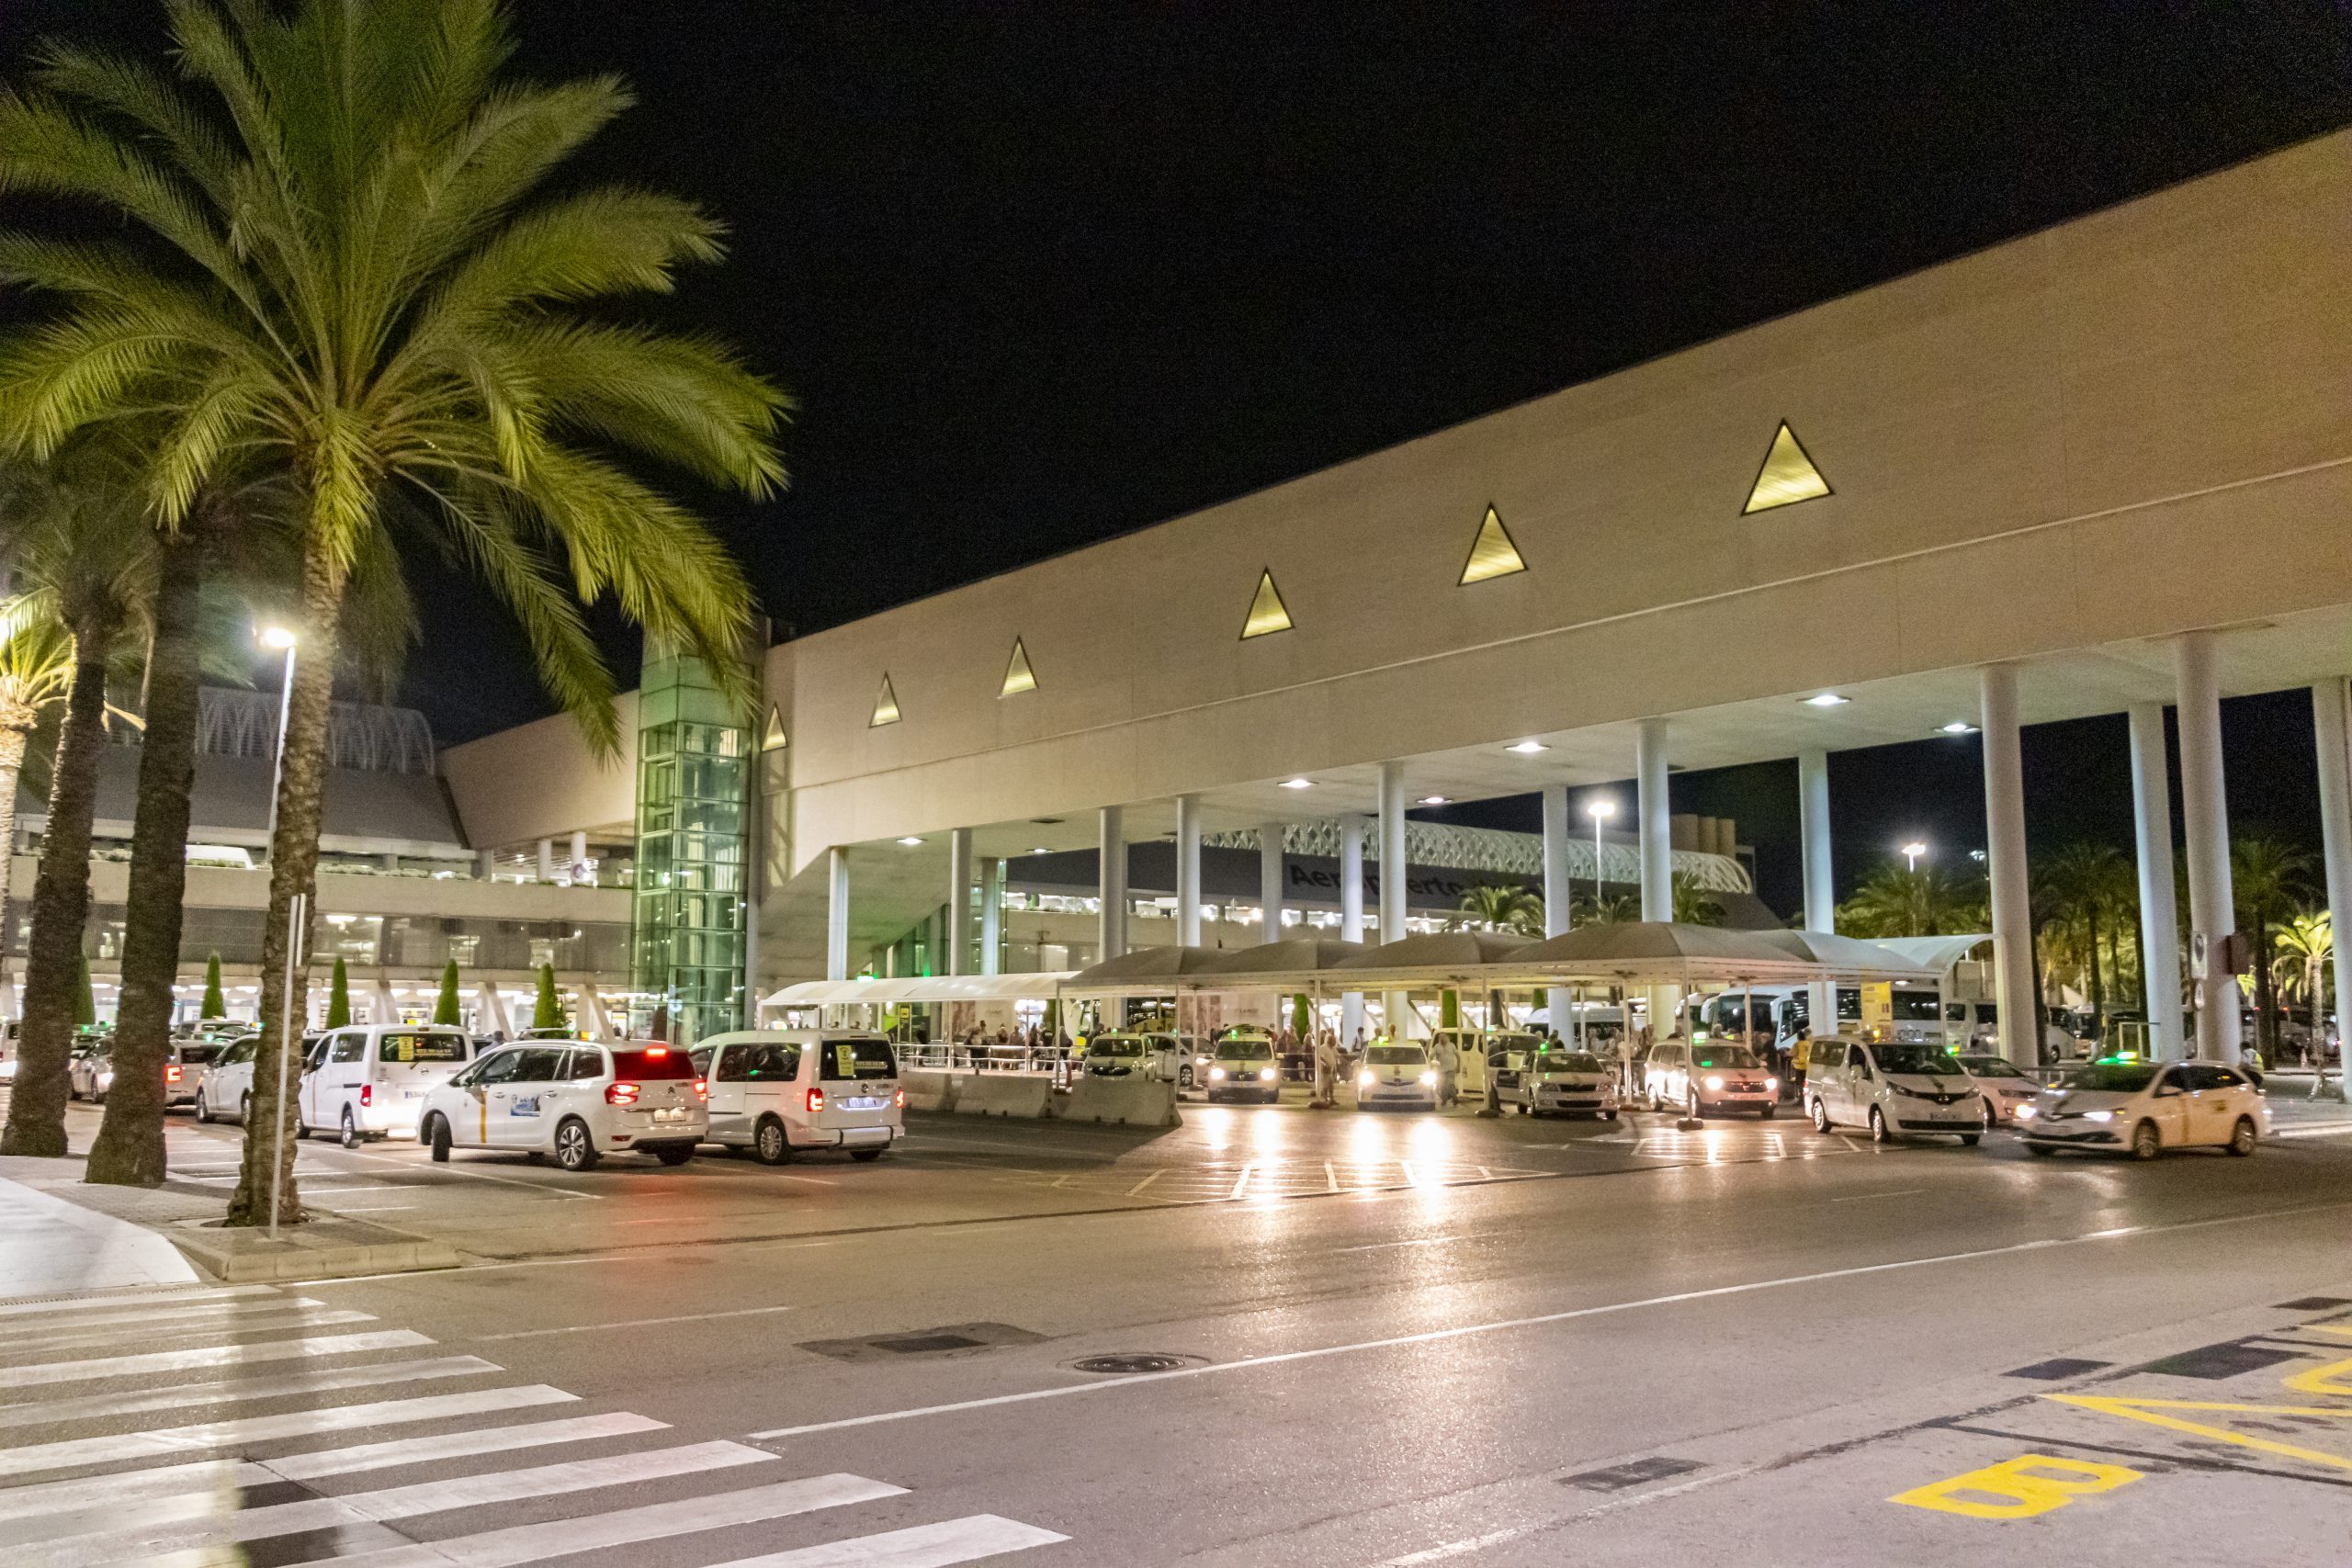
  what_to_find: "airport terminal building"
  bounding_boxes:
[21,130,2352,1062]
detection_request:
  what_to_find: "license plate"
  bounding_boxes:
[843,1096,886,1111]
[404,1089,424,1099]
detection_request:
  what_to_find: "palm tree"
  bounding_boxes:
[0,1,787,1221]
[1451,882,1544,936]
[2042,842,2133,1032]
[2275,909,2332,1055]
[1837,862,1987,939]
[0,450,150,1157]
[2233,834,2312,1063]
[1671,871,1723,927]
[1574,889,1643,925]
[0,596,76,931]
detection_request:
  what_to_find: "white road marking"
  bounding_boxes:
[267,1411,671,1480]
[0,1459,268,1524]
[0,1354,502,1429]
[28,1440,777,1565]
[474,1304,797,1340]
[332,1147,603,1200]
[0,1310,378,1359]
[1827,1188,1927,1203]
[6,1328,432,1388]
[752,1197,2352,1441]
[1332,1236,1454,1256]
[0,1385,575,1480]
[1325,1161,1340,1193]
[1230,1164,1253,1201]
[0,1285,278,1318]
[1125,1168,1166,1197]
[283,1473,910,1568]
[1368,1466,1763,1566]
[707,1515,1072,1566]
[0,1296,322,1337]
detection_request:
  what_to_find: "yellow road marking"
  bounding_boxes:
[1891,1453,2141,1519]
[2045,1393,2352,1471]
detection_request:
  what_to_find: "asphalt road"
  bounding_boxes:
[6,1092,2352,1565]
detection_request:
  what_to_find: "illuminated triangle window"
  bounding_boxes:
[868,675,901,728]
[1742,422,1832,514]
[761,705,787,750]
[1240,570,1293,639]
[1001,637,1037,697]
[1458,504,1527,584]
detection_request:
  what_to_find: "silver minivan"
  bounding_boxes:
[690,1031,904,1165]
[1805,1036,1985,1145]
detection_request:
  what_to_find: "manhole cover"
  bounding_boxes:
[799,1321,1046,1364]
[876,1334,983,1355]
[1069,1353,1201,1375]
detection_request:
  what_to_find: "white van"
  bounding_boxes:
[298,1023,474,1146]
[689,1031,904,1165]
[1804,1036,1986,1145]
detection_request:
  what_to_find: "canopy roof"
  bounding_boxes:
[764,973,1073,1008]
[1875,934,1993,974]
[1326,930,1535,986]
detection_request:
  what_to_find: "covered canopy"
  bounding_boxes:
[1058,945,1244,995]
[1324,930,1536,987]
[764,973,1073,1009]
[1875,934,1992,975]
[1208,938,1369,976]
[1751,930,1939,980]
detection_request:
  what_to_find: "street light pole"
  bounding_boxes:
[259,627,298,863]
[1587,798,1617,912]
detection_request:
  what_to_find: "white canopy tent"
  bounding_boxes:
[764,974,1076,1010]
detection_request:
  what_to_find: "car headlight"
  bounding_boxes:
[1418,1071,1437,1087]
[1765,1076,1779,1092]
[1358,1070,1375,1086]
[2016,1104,2038,1120]
[1703,1075,1724,1091]
[2083,1110,2114,1122]
[1259,1067,1276,1082]
[1209,1067,1227,1080]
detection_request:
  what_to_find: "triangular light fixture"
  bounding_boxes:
[1240,570,1293,639]
[1001,637,1037,697]
[1742,422,1832,514]
[869,674,901,728]
[761,705,787,750]
[1458,503,1527,584]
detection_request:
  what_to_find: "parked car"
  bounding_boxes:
[1956,1051,2037,1128]
[1485,1031,1548,1095]
[67,1041,113,1103]
[1804,1037,1984,1145]
[164,1039,226,1110]
[299,1024,474,1146]
[688,1031,902,1165]
[1645,1038,1779,1119]
[1356,1042,1439,1111]
[1514,1047,1620,1120]
[421,1041,709,1171]
[2018,1059,2267,1160]
[1079,1032,1182,1083]
[193,1034,257,1122]
[1204,1030,1281,1103]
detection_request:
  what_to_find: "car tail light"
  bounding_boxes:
[692,1077,708,1102]
[807,1086,825,1113]
[359,1083,372,1107]
[605,1080,640,1106]
[894,1085,905,1109]
[645,1045,669,1057]
[165,1065,182,1084]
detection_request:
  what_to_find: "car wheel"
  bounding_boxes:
[2227,1116,2257,1156]
[1515,1100,1530,1116]
[1810,1098,1830,1134]
[2026,1142,2057,1157]
[1868,1106,1890,1144]
[194,1092,212,1125]
[1685,1089,1702,1122]
[852,1148,885,1162]
[427,1114,452,1162]
[653,1145,694,1167]
[553,1118,599,1172]
[1960,1133,1981,1147]
[1758,1102,1776,1120]
[339,1110,360,1150]
[1600,1108,1618,1122]
[2131,1120,2161,1161]
[1981,1100,1996,1132]
[752,1116,791,1166]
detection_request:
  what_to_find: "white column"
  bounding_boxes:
[1259,823,1286,943]
[2312,679,2352,1096]
[2128,704,2186,1060]
[1175,795,1203,946]
[1340,817,1365,1043]
[944,828,975,976]
[537,839,554,883]
[1377,763,1409,1039]
[2176,632,2241,1063]
[1542,784,1571,1031]
[1098,806,1128,962]
[978,856,1001,976]
[568,829,588,879]
[825,846,850,982]
[476,848,494,881]
[1635,719,1671,921]
[1799,749,1836,1043]
[475,980,511,1037]
[1980,665,2039,1067]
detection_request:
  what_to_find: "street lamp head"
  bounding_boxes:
[1586,798,1618,821]
[257,626,298,650]
[1901,841,1928,859]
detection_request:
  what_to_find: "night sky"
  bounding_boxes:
[5,3,2348,911]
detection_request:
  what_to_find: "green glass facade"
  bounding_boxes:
[630,649,749,1043]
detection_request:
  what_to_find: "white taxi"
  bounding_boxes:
[1514,1046,1622,1120]
[2020,1058,2267,1160]
[1956,1051,2039,1128]
[1356,1042,1439,1111]
[419,1041,707,1172]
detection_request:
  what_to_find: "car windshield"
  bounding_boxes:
[1216,1038,1272,1061]
[610,1044,698,1079]
[817,1038,898,1081]
[1891,991,1943,1021]
[1961,1055,2028,1079]
[2061,1063,2160,1093]
[176,1043,221,1065]
[1091,1037,1144,1057]
[1874,1045,1965,1076]
[379,1032,466,1064]
[1366,1045,1425,1066]
[1539,1052,1609,1074]
[1691,1046,1761,1068]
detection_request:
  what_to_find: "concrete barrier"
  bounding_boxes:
[955,1072,1057,1120]
[1055,1075,1181,1128]
[899,1067,960,1113]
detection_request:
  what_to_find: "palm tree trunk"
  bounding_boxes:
[226,538,345,1226]
[88,531,209,1186]
[2087,905,2106,1030]
[0,633,114,1156]
[0,724,28,1021]
[2252,912,2278,1064]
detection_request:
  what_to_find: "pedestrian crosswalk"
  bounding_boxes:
[0,1282,1070,1567]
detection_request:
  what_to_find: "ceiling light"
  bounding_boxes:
[897,837,924,846]
[1419,795,1450,806]
[1279,777,1315,790]
[1507,740,1548,754]
[1940,721,1977,735]
[1803,694,1849,708]
[1031,847,1050,855]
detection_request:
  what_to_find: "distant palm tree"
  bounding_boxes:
[2042,841,2135,1031]
[1837,862,1987,939]
[1671,871,1723,927]
[1452,882,1544,937]
[2233,834,2311,1064]
[0,597,76,920]
[2275,909,2332,1036]
[1574,889,1643,926]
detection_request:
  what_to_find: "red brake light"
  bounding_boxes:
[359,1083,372,1107]
[605,1080,640,1106]
[164,1065,181,1084]
[806,1086,825,1113]
[645,1045,669,1057]
[693,1077,708,1102]
[894,1085,905,1109]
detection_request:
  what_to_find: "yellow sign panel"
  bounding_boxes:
[1859,983,1893,1038]
[1743,421,1832,514]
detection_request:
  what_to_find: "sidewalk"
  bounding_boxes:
[0,1156,204,1300]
